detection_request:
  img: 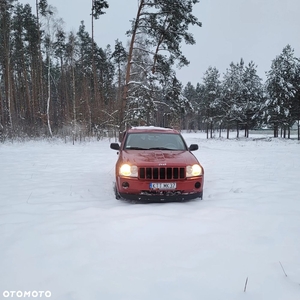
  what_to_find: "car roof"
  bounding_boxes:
[127,126,180,134]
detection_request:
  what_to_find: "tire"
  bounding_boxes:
[114,183,121,200]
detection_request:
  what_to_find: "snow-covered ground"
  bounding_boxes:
[1,132,300,300]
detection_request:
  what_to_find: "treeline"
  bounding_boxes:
[182,47,300,139]
[0,0,300,141]
[0,0,116,139]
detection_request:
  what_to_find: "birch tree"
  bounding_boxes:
[43,6,57,137]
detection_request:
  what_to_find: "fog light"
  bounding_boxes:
[122,182,129,189]
[195,182,201,189]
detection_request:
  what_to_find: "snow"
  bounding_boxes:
[131,126,173,131]
[1,132,300,300]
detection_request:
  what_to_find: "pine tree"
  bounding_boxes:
[91,0,109,126]
[53,27,67,128]
[242,61,264,137]
[11,3,35,131]
[221,59,263,138]
[121,0,202,130]
[23,2,41,130]
[183,82,198,130]
[221,60,244,138]
[65,31,78,137]
[0,0,16,132]
[76,21,94,132]
[264,45,300,138]
[164,76,192,129]
[201,66,222,138]
[112,40,127,126]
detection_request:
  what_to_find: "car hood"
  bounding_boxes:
[121,150,199,166]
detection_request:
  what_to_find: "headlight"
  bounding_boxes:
[119,164,138,177]
[186,164,202,177]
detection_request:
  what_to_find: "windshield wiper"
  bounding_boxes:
[148,147,174,150]
[125,146,148,150]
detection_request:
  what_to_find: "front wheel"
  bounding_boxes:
[113,183,121,200]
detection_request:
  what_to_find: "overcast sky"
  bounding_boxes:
[19,0,300,85]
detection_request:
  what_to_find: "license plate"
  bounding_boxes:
[149,182,176,190]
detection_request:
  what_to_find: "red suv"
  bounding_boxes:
[110,126,204,202]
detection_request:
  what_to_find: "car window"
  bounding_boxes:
[124,133,186,150]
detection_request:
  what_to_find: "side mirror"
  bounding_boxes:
[189,144,198,151]
[110,143,120,150]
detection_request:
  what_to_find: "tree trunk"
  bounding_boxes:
[91,6,100,122]
[121,0,144,131]
[206,122,209,139]
[72,64,76,139]
[86,78,92,136]
[47,56,52,137]
[30,61,38,129]
[6,57,13,130]
[0,88,3,129]
[274,123,278,137]
[22,59,32,126]
[2,7,13,131]
[36,0,44,118]
[244,122,249,138]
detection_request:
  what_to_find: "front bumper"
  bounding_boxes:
[119,191,203,202]
[116,176,204,202]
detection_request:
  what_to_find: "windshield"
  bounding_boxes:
[124,133,187,151]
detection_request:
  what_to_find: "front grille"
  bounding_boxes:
[139,167,185,180]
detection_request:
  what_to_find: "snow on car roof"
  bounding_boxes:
[129,126,179,133]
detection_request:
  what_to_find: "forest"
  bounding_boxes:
[0,0,300,141]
